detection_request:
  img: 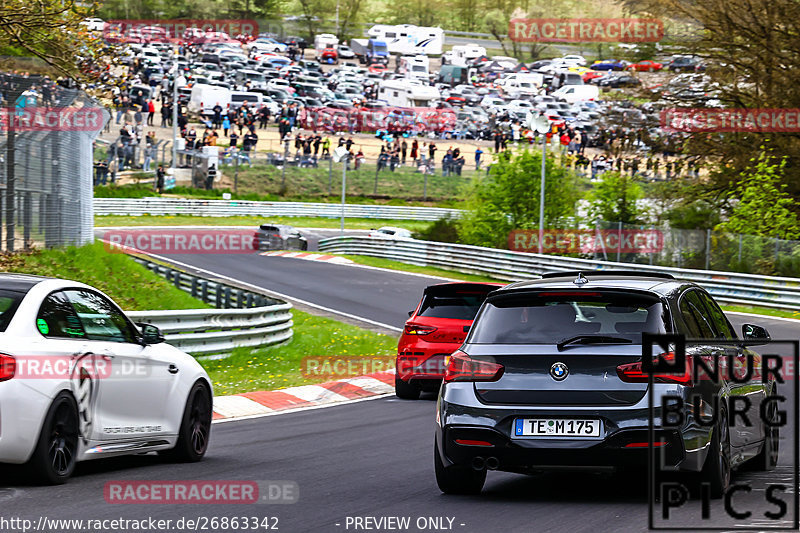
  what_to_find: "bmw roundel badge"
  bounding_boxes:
[550,362,569,381]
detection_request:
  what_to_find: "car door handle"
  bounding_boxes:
[168,364,179,374]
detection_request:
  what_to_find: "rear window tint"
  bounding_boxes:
[469,291,668,344]
[418,293,487,320]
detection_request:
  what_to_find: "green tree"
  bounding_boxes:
[458,150,582,248]
[716,150,800,239]
[587,171,644,225]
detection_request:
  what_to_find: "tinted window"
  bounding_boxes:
[0,289,24,332]
[696,291,737,339]
[417,293,488,320]
[469,291,668,344]
[37,291,86,339]
[65,290,137,343]
[681,291,715,338]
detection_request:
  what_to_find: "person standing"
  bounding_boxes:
[475,147,483,170]
[410,139,418,163]
[428,142,437,162]
[401,139,408,165]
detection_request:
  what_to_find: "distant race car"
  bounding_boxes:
[368,227,413,239]
[256,224,308,251]
[0,275,213,484]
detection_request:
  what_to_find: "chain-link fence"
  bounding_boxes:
[592,220,800,277]
[0,73,108,251]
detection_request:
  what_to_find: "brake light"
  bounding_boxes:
[617,352,692,384]
[625,441,666,448]
[444,351,504,382]
[0,354,16,382]
[403,324,437,336]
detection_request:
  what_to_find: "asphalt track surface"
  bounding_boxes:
[2,246,799,533]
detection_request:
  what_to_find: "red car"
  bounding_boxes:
[582,70,604,83]
[395,282,503,399]
[368,63,387,74]
[319,47,338,64]
[627,59,663,72]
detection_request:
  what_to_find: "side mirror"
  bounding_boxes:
[742,323,770,343]
[408,310,414,317]
[137,323,165,345]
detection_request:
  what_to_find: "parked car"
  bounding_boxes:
[434,270,779,496]
[627,59,663,72]
[256,224,308,251]
[598,74,642,88]
[396,283,503,399]
[338,45,355,59]
[591,59,630,71]
[668,56,703,72]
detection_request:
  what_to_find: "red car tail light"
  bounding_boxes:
[444,350,504,383]
[617,352,692,385]
[0,354,16,382]
[403,324,437,336]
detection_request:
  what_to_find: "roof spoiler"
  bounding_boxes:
[540,270,675,280]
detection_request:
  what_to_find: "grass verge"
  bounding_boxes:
[95,214,431,231]
[201,308,397,396]
[0,242,208,311]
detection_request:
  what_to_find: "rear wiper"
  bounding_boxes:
[557,335,633,351]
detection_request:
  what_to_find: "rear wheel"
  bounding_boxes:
[395,375,421,400]
[701,406,731,498]
[434,442,486,495]
[164,382,212,462]
[751,386,779,471]
[29,392,79,485]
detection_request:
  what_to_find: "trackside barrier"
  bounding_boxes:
[127,258,293,355]
[94,198,462,221]
[318,236,800,311]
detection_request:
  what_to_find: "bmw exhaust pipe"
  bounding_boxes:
[485,456,500,470]
[471,457,486,471]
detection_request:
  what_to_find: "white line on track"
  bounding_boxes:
[139,251,404,333]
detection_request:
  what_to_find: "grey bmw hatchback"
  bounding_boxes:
[434,271,780,496]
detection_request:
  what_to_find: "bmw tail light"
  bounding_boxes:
[444,350,504,383]
[617,352,692,385]
[403,324,437,336]
[0,354,16,382]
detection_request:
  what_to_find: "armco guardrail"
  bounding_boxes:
[318,236,800,311]
[94,198,462,221]
[129,258,293,355]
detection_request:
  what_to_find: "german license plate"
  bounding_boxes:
[514,418,601,437]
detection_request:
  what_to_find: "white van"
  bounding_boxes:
[230,91,263,110]
[189,84,232,118]
[552,85,599,103]
[378,79,440,107]
[449,44,486,67]
[397,55,430,81]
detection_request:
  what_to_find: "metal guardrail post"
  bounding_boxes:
[201,280,208,303]
[224,287,232,308]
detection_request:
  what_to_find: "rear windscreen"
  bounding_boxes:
[417,292,490,320]
[468,291,668,344]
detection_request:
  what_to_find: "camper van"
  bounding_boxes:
[448,44,486,67]
[314,33,339,53]
[397,55,430,81]
[366,24,444,55]
[378,79,441,107]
